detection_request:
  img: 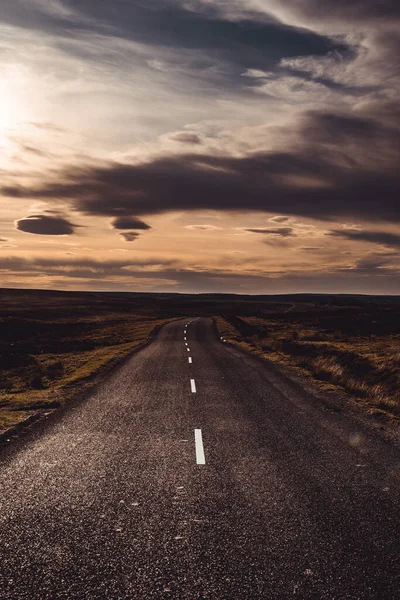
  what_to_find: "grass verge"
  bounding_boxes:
[0,316,171,433]
[214,315,400,422]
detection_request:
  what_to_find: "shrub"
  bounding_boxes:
[45,360,65,379]
[309,356,344,383]
[31,375,44,390]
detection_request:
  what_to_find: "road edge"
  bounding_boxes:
[0,318,182,446]
[211,317,400,446]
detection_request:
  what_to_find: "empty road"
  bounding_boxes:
[0,318,399,599]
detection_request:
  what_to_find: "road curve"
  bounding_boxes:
[0,317,399,599]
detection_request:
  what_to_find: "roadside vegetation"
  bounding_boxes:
[214,304,400,422]
[0,290,173,433]
[1,288,399,433]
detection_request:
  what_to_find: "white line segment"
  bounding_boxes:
[190,379,196,393]
[188,357,192,364]
[187,348,190,351]
[195,429,205,465]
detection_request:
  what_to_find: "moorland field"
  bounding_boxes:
[1,288,399,433]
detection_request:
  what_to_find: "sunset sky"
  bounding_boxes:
[0,0,399,294]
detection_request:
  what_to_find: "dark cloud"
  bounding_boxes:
[15,215,77,236]
[246,227,296,237]
[353,253,400,272]
[269,216,290,223]
[111,216,151,230]
[0,255,175,280]
[333,252,400,274]
[0,1,343,77]
[355,254,396,270]
[298,110,400,148]
[0,3,90,39]
[4,109,399,223]
[72,0,340,66]
[120,232,140,242]
[169,132,202,144]
[281,1,400,89]
[3,1,398,47]
[282,0,400,22]
[1,253,399,294]
[329,229,400,248]
[0,254,257,285]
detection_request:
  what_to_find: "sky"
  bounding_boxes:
[0,0,399,294]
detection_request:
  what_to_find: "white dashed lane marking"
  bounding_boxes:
[194,429,205,465]
[188,357,192,364]
[187,348,190,352]
[190,379,196,393]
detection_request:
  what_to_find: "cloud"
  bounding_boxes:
[120,232,140,242]
[185,1,400,92]
[191,0,400,27]
[1,252,398,294]
[169,132,202,144]
[0,0,340,76]
[353,253,400,272]
[0,254,177,280]
[0,237,16,248]
[15,214,78,236]
[246,72,342,105]
[185,224,223,230]
[76,2,337,67]
[28,121,66,133]
[0,0,399,296]
[268,216,290,223]
[111,216,151,230]
[14,143,53,157]
[4,107,399,223]
[333,252,400,275]
[271,0,400,24]
[246,227,296,237]
[329,229,400,248]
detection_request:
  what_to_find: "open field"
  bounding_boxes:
[215,298,400,421]
[0,289,175,432]
[1,288,400,432]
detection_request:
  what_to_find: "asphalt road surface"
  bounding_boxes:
[0,318,399,599]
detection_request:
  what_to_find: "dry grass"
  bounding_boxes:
[0,316,170,433]
[2,289,400,432]
[214,314,400,421]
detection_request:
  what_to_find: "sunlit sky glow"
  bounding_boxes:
[0,0,399,294]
